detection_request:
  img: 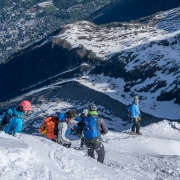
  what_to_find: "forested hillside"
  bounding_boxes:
[53,0,96,9]
[0,0,93,10]
[53,0,80,9]
[0,0,45,9]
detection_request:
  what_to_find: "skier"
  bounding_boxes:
[82,103,108,163]
[74,109,89,150]
[0,100,31,136]
[128,96,142,135]
[39,109,77,148]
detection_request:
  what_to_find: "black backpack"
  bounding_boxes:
[0,109,18,127]
[127,104,132,117]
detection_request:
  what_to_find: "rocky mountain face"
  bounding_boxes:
[47,7,180,105]
[0,29,101,101]
[88,0,180,24]
[0,7,180,119]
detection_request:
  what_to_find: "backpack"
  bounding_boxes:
[0,109,19,129]
[83,116,98,139]
[39,116,59,139]
[127,104,132,117]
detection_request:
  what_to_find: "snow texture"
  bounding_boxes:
[76,74,180,119]
[1,120,180,179]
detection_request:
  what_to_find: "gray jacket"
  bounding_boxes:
[57,120,78,145]
[96,117,108,136]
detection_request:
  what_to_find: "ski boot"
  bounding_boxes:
[136,132,142,135]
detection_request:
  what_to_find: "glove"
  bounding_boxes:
[138,116,141,121]
[135,116,141,122]
[76,126,83,137]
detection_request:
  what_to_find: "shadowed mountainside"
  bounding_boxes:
[0,28,101,101]
[0,81,163,134]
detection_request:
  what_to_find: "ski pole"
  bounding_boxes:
[129,121,134,133]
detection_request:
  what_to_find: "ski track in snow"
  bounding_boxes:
[1,120,180,179]
[20,65,83,91]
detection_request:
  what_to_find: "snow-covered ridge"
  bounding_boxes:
[152,7,180,32]
[56,7,180,59]
[57,21,163,59]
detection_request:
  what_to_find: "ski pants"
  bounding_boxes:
[85,142,105,163]
[80,137,85,147]
[132,119,140,133]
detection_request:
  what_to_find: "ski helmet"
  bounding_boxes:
[19,100,31,111]
[134,95,139,100]
[88,103,97,111]
[82,109,88,116]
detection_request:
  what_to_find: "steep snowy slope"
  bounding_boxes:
[0,79,162,135]
[1,7,180,120]
[0,132,125,180]
[1,120,180,180]
[52,7,180,119]
[0,79,178,179]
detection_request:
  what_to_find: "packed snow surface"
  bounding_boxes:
[1,120,180,180]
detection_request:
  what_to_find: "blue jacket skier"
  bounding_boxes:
[74,109,89,150]
[128,96,142,135]
[0,100,31,136]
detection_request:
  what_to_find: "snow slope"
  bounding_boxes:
[1,120,180,180]
[2,7,180,179]
[44,7,180,119]
[76,74,180,119]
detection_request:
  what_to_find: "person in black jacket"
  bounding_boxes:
[81,103,108,163]
[74,109,89,150]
